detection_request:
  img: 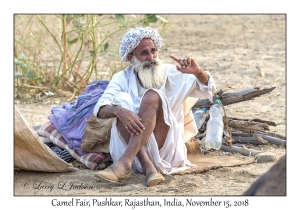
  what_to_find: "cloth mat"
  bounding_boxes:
[37,121,113,170]
[173,140,256,175]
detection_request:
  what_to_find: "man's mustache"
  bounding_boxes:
[142,59,159,68]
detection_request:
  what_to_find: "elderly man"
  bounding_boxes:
[94,27,216,187]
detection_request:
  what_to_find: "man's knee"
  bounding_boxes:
[142,89,161,108]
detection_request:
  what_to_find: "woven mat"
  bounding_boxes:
[173,140,255,175]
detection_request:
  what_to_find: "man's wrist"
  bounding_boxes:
[112,105,122,117]
[194,68,209,85]
[194,68,206,79]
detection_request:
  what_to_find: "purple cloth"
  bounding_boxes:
[48,80,109,156]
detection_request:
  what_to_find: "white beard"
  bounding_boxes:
[131,55,165,89]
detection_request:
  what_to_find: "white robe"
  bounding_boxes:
[93,64,216,175]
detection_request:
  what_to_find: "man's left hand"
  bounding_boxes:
[169,54,202,75]
[169,54,209,85]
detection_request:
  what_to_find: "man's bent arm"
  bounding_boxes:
[97,105,122,118]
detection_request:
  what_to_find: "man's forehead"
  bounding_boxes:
[135,38,156,51]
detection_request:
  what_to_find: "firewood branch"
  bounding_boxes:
[192,87,276,111]
[225,118,272,133]
[220,144,261,157]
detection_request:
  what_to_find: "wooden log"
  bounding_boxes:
[192,87,276,111]
[250,119,276,126]
[231,132,253,137]
[253,131,286,140]
[253,134,286,146]
[232,131,285,146]
[228,117,277,126]
[225,118,270,132]
[220,144,261,157]
[233,136,268,145]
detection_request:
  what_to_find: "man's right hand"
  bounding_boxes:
[114,106,145,136]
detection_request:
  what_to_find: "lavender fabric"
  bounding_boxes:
[48,80,109,156]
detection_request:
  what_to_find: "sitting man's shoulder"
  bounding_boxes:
[113,66,132,78]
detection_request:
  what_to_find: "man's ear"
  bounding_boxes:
[127,53,133,62]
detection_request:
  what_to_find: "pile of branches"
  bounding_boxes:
[192,87,286,157]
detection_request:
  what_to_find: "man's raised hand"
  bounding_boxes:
[169,54,209,85]
[169,54,202,75]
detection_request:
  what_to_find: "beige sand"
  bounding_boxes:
[14,15,286,196]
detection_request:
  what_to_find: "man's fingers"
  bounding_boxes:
[175,64,192,74]
[175,65,184,72]
[124,125,133,135]
[135,119,145,130]
[131,123,143,135]
[186,57,191,66]
[170,55,192,68]
[124,118,145,136]
[132,119,145,135]
[126,124,139,135]
[169,54,179,62]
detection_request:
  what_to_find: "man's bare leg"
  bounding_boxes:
[111,89,169,177]
[116,122,157,176]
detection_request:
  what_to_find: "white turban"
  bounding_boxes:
[119,27,163,62]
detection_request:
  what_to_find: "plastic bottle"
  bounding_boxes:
[193,107,207,130]
[205,103,224,150]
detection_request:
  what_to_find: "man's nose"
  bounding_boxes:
[147,53,155,61]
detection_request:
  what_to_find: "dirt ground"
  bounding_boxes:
[14,15,286,198]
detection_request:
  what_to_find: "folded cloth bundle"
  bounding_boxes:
[81,115,114,154]
[37,122,113,170]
